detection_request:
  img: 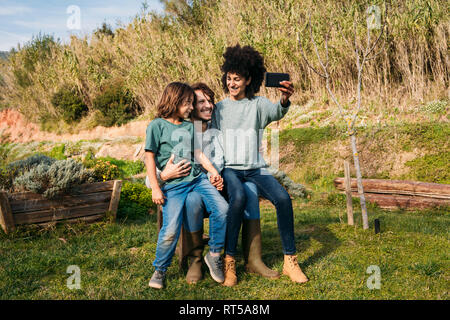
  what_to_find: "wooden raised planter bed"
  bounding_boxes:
[0,180,122,234]
[334,177,450,210]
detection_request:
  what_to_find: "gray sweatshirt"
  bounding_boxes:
[211,96,290,170]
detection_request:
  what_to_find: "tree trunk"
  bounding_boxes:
[350,134,369,229]
[344,160,354,226]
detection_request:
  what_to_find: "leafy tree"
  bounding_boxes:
[92,80,141,127]
[94,22,115,37]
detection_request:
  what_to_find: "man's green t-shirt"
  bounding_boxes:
[145,118,202,184]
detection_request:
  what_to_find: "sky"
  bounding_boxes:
[0,0,164,51]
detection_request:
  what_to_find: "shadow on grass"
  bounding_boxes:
[248,221,341,272]
[297,225,341,268]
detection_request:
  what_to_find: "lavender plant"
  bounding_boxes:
[13,158,97,199]
[266,166,307,198]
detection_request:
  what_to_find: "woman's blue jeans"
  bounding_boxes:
[183,181,260,233]
[222,167,296,256]
[153,173,228,272]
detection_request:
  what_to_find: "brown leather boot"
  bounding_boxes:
[282,255,308,283]
[223,255,237,287]
[242,219,280,279]
[184,230,205,284]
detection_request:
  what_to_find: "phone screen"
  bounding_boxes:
[265,73,290,87]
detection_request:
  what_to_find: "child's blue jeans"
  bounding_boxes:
[183,181,260,233]
[153,173,228,272]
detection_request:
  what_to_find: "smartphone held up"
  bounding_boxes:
[265,72,290,87]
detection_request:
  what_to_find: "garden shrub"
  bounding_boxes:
[8,153,56,173]
[82,152,120,181]
[92,81,140,127]
[83,153,145,180]
[1,154,57,191]
[120,181,153,208]
[51,86,88,123]
[82,150,97,168]
[266,166,307,198]
[97,156,145,178]
[13,158,97,199]
[46,144,67,160]
[117,181,155,219]
[0,165,18,192]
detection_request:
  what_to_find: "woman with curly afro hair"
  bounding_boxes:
[212,44,308,286]
[220,44,266,100]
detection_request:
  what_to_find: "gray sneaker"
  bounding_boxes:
[148,270,166,289]
[204,252,224,283]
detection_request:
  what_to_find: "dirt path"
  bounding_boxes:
[0,109,148,143]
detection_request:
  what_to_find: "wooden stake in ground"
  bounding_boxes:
[344,160,354,226]
[298,4,388,229]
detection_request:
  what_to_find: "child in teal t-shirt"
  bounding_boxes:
[145,117,203,185]
[145,82,228,289]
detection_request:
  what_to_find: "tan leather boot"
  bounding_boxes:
[223,255,237,287]
[282,255,308,283]
[184,230,205,284]
[242,219,280,279]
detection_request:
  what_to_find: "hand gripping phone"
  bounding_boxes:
[265,72,290,88]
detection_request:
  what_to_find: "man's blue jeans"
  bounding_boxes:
[183,181,260,233]
[153,173,228,272]
[222,167,296,256]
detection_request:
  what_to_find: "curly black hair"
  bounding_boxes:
[220,44,266,99]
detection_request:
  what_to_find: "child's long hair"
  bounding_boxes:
[156,82,195,119]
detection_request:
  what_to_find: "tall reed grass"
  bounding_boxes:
[0,0,448,128]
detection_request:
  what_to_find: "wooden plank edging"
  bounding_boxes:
[0,192,15,234]
[334,177,450,199]
[9,191,112,214]
[0,180,122,233]
[13,202,110,225]
[7,180,116,201]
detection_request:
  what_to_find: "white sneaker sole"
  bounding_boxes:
[148,281,163,289]
[204,256,224,283]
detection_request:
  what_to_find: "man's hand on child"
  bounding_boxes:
[160,154,191,181]
[279,80,294,106]
[210,174,224,191]
[152,188,166,205]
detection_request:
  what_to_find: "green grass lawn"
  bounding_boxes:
[0,198,448,300]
